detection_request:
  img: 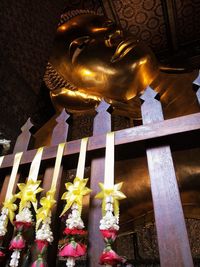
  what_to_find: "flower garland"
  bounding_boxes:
[9,147,44,267]
[9,180,43,267]
[96,183,126,266]
[59,177,91,267]
[95,132,126,266]
[0,207,8,259]
[59,137,91,267]
[0,152,23,260]
[32,143,66,267]
[32,190,55,267]
[0,196,18,260]
[0,196,17,237]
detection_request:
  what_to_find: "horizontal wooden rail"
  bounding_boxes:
[1,112,200,169]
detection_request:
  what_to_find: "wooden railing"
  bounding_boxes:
[0,74,200,267]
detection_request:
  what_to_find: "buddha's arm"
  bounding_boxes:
[50,87,100,111]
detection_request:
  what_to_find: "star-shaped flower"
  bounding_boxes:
[3,195,18,224]
[60,177,91,217]
[95,182,126,217]
[15,179,43,212]
[36,189,56,229]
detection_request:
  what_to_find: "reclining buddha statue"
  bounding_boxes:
[44,9,199,118]
[37,10,200,252]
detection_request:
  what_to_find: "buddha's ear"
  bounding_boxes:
[69,36,91,64]
[159,64,192,73]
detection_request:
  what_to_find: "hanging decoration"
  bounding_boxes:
[95,132,126,267]
[0,153,22,260]
[59,138,91,267]
[32,143,66,267]
[0,156,4,167]
[9,148,44,267]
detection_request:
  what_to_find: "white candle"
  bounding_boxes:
[51,143,65,189]
[0,156,4,167]
[28,147,43,181]
[5,152,23,200]
[76,137,88,179]
[104,132,115,188]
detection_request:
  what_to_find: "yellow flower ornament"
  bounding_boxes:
[3,195,18,224]
[36,189,56,229]
[15,179,43,212]
[95,182,126,217]
[60,177,91,217]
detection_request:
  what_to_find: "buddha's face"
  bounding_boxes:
[48,13,159,110]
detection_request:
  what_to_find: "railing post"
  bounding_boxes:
[42,109,70,267]
[0,118,33,204]
[42,109,70,198]
[13,118,33,153]
[88,99,112,267]
[0,118,33,266]
[140,86,193,267]
[51,109,70,145]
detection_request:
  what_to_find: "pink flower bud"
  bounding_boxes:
[59,242,86,258]
[9,233,26,250]
[0,250,5,257]
[99,249,123,265]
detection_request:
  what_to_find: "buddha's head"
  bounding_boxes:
[44,10,159,112]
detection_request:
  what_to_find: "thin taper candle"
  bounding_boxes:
[76,138,88,179]
[5,152,23,200]
[0,156,4,167]
[28,147,43,181]
[104,132,115,188]
[51,143,66,189]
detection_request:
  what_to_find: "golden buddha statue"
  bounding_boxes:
[44,10,158,112]
[44,9,199,118]
[39,10,200,234]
